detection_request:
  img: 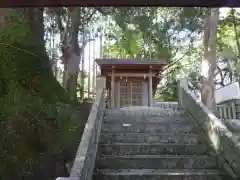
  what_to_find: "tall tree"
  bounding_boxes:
[0,8,72,180]
[54,7,97,101]
[201,8,219,111]
[62,7,81,101]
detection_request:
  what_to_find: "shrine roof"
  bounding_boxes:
[95,58,167,66]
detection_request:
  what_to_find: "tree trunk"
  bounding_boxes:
[80,52,85,99]
[230,8,240,68]
[61,7,81,101]
[92,39,96,98]
[0,8,71,180]
[26,8,52,70]
[201,8,219,112]
[88,35,91,99]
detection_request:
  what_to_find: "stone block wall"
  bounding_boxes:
[179,81,240,178]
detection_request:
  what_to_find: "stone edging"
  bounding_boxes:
[181,86,240,178]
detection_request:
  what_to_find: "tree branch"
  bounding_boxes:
[94,7,111,16]
[82,9,97,23]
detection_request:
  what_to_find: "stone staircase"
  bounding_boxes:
[93,108,230,180]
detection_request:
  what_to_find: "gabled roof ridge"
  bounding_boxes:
[95,58,167,65]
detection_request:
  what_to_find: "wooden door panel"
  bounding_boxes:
[119,79,143,107]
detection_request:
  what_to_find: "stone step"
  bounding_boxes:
[96,155,217,169]
[102,122,194,133]
[94,169,226,180]
[98,143,208,155]
[100,132,200,144]
[105,108,181,117]
[104,116,189,124]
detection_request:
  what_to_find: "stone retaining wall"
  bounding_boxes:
[179,78,240,178]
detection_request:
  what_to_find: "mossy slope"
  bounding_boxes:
[0,9,75,179]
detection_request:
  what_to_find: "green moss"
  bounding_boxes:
[0,9,74,179]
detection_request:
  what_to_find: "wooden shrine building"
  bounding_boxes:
[95,58,167,108]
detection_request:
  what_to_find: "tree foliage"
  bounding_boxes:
[101,7,207,100]
[100,7,240,101]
